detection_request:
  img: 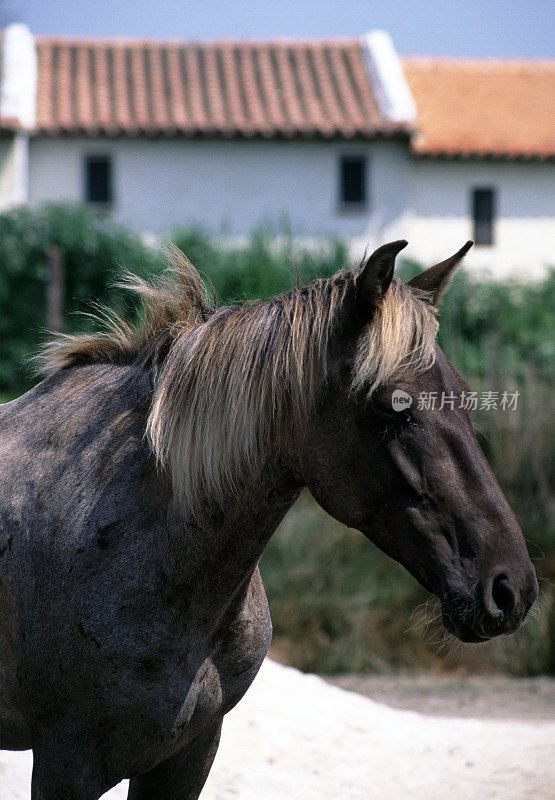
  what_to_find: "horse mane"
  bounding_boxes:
[40,246,213,373]
[146,260,438,521]
[41,249,438,521]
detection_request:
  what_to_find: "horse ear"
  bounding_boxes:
[355,240,408,317]
[407,241,473,306]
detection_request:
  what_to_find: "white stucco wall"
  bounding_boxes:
[24,135,555,275]
[0,133,29,210]
[0,135,17,210]
[27,136,410,246]
[406,160,555,276]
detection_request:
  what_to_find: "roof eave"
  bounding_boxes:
[30,125,412,142]
[410,148,555,163]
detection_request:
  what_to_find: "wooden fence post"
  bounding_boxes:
[46,245,64,332]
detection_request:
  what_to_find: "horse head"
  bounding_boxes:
[299,241,538,642]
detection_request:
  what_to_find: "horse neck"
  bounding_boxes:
[166,451,303,615]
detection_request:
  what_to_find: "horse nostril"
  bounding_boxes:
[490,574,517,621]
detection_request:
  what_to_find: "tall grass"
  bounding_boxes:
[261,492,553,676]
[171,226,348,302]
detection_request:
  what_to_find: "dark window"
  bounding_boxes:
[340,156,366,207]
[85,155,112,204]
[472,188,495,245]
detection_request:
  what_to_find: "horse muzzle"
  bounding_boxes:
[440,564,539,643]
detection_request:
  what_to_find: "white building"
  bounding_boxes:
[1,24,554,274]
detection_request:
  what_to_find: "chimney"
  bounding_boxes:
[361,30,416,124]
[0,23,38,129]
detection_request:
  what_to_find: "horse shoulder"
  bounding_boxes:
[212,566,272,715]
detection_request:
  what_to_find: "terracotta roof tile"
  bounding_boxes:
[255,46,284,133]
[2,32,553,158]
[33,36,404,139]
[402,57,555,159]
[112,44,132,131]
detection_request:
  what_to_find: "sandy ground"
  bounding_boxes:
[328,673,555,721]
[1,659,554,800]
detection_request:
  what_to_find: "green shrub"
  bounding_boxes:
[0,203,165,393]
[170,226,348,303]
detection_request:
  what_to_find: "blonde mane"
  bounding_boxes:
[40,247,212,373]
[41,251,438,520]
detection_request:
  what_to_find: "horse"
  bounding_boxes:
[0,240,538,799]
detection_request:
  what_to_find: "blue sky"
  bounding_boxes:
[2,0,554,58]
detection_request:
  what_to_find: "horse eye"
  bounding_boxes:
[386,408,413,424]
[370,401,415,431]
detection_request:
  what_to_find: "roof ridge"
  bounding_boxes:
[401,55,555,68]
[34,34,362,48]
[30,37,555,66]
